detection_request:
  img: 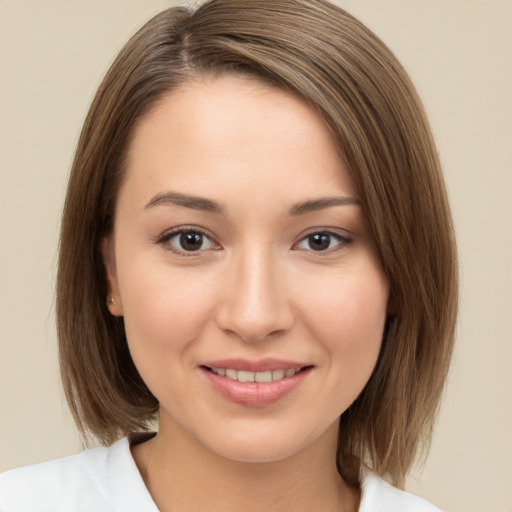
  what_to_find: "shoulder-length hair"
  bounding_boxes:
[57,0,458,488]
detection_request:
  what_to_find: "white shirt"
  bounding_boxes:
[0,437,441,511]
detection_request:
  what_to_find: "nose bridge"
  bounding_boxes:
[216,243,293,342]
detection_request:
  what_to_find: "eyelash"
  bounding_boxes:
[294,229,353,255]
[156,227,353,257]
[157,226,220,257]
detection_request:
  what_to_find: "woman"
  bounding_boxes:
[0,0,457,510]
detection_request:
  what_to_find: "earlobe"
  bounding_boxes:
[101,236,123,316]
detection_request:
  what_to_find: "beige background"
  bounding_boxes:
[0,1,510,511]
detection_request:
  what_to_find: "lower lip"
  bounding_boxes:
[201,367,312,407]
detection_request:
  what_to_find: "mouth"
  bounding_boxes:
[202,366,311,383]
[199,359,314,407]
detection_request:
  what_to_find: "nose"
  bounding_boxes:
[215,247,295,343]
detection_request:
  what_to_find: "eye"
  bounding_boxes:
[295,231,351,252]
[159,229,218,254]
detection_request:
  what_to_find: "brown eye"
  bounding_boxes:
[161,229,217,254]
[296,231,351,253]
[308,233,331,251]
[179,232,204,251]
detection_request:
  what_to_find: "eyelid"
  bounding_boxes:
[155,226,352,257]
[293,228,353,254]
[156,225,221,256]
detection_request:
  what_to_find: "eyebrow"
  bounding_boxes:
[288,196,361,215]
[144,191,361,216]
[144,191,225,214]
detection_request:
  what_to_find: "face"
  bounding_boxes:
[105,75,389,463]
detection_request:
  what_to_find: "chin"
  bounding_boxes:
[213,440,303,464]
[201,422,333,465]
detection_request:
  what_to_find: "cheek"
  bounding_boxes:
[116,255,218,366]
[118,267,222,408]
[302,267,389,379]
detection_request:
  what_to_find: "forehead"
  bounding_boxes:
[121,74,356,205]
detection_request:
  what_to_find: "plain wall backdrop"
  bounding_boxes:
[0,1,510,511]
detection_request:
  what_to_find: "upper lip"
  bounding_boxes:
[200,358,312,372]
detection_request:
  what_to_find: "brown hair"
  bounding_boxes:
[57,0,457,488]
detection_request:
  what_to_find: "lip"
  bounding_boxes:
[200,358,309,372]
[199,358,313,407]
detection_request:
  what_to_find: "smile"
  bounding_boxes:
[200,360,313,407]
[208,367,302,383]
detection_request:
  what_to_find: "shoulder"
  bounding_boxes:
[0,443,115,512]
[0,437,158,512]
[359,470,442,512]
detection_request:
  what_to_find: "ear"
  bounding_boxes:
[101,236,123,317]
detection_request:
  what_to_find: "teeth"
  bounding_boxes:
[255,371,272,383]
[238,370,255,382]
[272,369,285,380]
[225,369,237,380]
[210,367,300,382]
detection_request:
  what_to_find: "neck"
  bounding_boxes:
[132,415,359,512]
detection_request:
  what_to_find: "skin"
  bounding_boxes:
[104,75,390,512]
